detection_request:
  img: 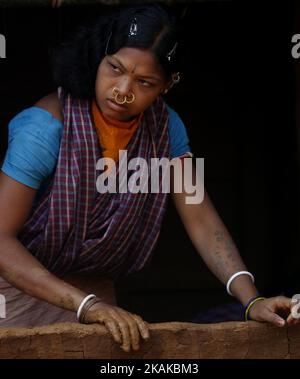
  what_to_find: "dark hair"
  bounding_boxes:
[51,3,183,99]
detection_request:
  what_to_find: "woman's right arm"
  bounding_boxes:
[0,171,150,352]
[0,172,88,312]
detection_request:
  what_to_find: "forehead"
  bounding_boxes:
[110,47,165,77]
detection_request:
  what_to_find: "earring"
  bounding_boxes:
[172,72,181,84]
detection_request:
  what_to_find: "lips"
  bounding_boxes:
[107,99,127,112]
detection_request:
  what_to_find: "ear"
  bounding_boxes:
[161,73,181,95]
[161,79,174,95]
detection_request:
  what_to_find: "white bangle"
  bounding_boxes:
[226,271,255,296]
[77,294,96,321]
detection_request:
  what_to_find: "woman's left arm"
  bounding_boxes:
[170,158,299,326]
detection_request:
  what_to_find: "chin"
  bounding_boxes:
[106,111,130,122]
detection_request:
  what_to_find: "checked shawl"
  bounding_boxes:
[17,87,171,280]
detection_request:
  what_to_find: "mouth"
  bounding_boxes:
[106,99,127,112]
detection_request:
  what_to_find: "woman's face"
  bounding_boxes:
[95,47,170,121]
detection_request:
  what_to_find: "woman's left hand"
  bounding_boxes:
[248,296,300,327]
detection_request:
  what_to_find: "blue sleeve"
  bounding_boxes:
[1,106,63,189]
[167,105,193,159]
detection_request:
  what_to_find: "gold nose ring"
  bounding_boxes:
[112,87,120,97]
[115,93,127,105]
[113,87,126,104]
[125,93,135,104]
[113,87,135,105]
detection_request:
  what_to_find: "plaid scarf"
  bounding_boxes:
[17,88,171,281]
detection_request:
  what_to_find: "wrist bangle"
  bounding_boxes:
[226,271,255,296]
[244,296,266,321]
[77,294,96,321]
[79,297,103,324]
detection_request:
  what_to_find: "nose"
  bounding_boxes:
[116,77,132,97]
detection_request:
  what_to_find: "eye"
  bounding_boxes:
[138,79,152,87]
[109,62,121,73]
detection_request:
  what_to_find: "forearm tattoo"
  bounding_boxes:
[210,230,246,283]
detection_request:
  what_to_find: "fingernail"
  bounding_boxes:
[278,319,285,326]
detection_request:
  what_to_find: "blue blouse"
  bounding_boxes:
[1,105,192,190]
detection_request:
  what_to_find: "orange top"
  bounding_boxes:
[91,99,142,166]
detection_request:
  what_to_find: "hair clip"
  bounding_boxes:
[166,42,178,62]
[129,17,138,37]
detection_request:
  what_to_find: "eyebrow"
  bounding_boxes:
[110,55,161,82]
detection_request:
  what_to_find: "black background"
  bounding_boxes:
[0,0,299,323]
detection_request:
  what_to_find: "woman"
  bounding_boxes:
[0,4,298,354]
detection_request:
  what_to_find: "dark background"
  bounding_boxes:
[0,0,299,323]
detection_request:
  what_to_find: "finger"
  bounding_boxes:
[287,314,298,325]
[111,312,131,352]
[120,312,141,351]
[263,308,285,327]
[269,296,292,312]
[132,314,150,340]
[103,319,122,344]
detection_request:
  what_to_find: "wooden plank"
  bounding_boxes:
[0,321,299,359]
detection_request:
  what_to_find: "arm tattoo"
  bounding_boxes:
[210,230,246,283]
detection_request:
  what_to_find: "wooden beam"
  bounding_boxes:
[0,321,299,358]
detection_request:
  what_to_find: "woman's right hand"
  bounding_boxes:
[83,300,150,353]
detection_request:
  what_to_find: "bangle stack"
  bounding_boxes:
[77,294,103,324]
[244,296,266,321]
